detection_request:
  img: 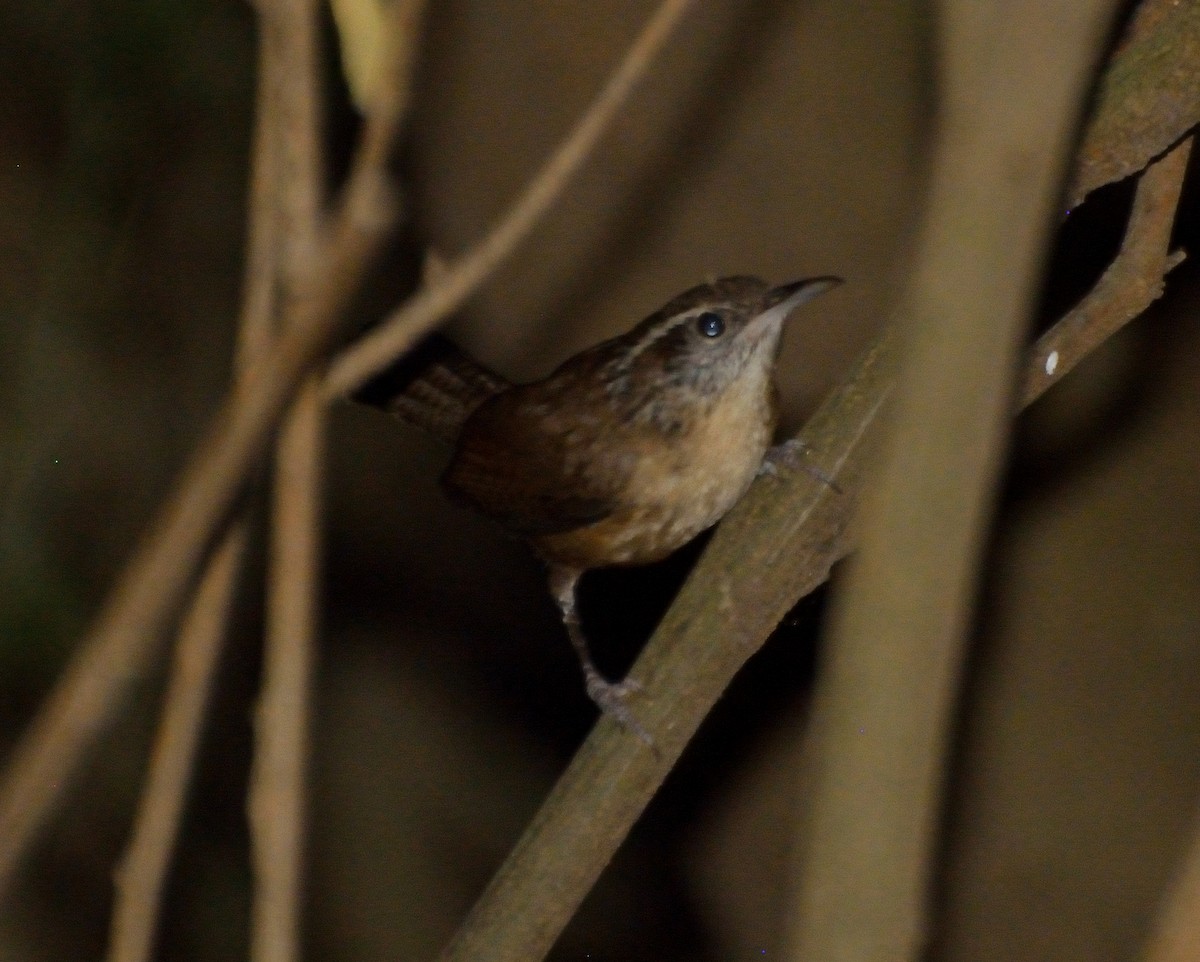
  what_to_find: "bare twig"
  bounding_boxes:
[363,0,428,132]
[251,384,324,962]
[323,0,701,397]
[1023,136,1192,404]
[238,33,289,368]
[246,0,325,959]
[436,51,1193,962]
[105,15,291,961]
[106,526,251,962]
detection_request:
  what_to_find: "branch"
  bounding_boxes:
[250,385,323,962]
[1023,135,1191,404]
[435,131,1192,962]
[1068,0,1200,207]
[246,0,327,959]
[106,526,251,962]
[105,7,297,958]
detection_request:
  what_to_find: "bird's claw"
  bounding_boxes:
[759,439,841,492]
[584,672,653,747]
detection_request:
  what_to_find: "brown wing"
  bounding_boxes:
[440,385,620,537]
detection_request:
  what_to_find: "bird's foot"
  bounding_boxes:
[583,669,653,747]
[759,438,841,492]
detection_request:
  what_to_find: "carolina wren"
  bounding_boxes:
[355,275,841,741]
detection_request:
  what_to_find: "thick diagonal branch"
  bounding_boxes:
[436,130,1191,962]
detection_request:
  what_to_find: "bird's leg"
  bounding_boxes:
[759,438,841,492]
[548,566,651,745]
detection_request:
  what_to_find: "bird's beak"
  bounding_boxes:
[762,276,843,317]
[741,276,842,343]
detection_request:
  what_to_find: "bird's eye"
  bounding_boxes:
[696,312,725,338]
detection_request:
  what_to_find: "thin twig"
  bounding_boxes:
[251,385,324,962]
[1023,136,1192,405]
[435,124,1191,962]
[246,0,325,959]
[238,33,288,369]
[104,18,289,962]
[0,0,695,899]
[323,0,701,397]
[244,9,433,954]
[106,526,250,962]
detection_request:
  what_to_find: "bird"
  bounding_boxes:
[354,274,842,742]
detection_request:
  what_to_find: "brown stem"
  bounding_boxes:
[105,525,251,962]
[1023,135,1192,405]
[1067,0,1200,207]
[246,0,326,960]
[250,384,324,962]
[103,8,295,959]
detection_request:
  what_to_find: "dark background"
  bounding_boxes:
[2,1,1199,960]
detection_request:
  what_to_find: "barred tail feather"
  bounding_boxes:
[352,333,508,445]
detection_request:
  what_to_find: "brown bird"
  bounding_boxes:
[355,275,841,741]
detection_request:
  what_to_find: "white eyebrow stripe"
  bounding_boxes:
[618,303,736,367]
